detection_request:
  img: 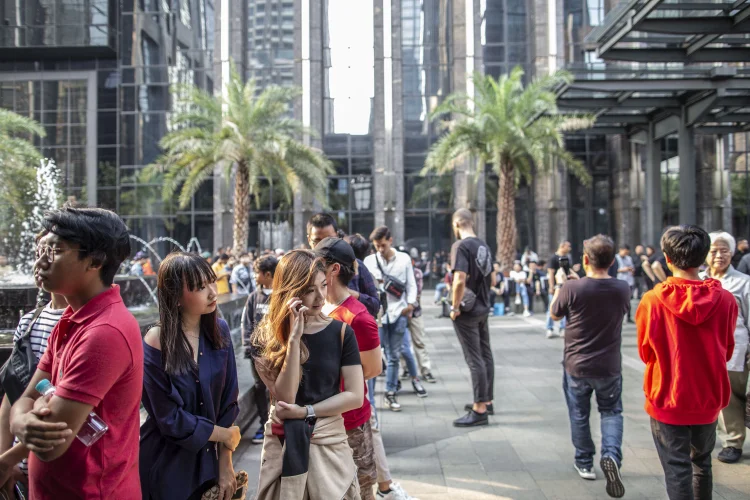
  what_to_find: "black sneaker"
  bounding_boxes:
[453,410,488,427]
[718,447,743,464]
[396,380,402,392]
[384,391,401,412]
[412,378,428,398]
[600,456,625,498]
[464,403,494,415]
[422,372,437,383]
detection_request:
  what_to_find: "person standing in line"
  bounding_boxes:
[449,209,494,427]
[212,253,231,295]
[308,214,380,317]
[546,240,573,338]
[636,225,737,500]
[252,250,364,499]
[732,238,749,270]
[404,254,435,383]
[140,253,241,500]
[9,205,142,499]
[549,235,630,498]
[364,227,423,412]
[614,245,635,323]
[243,255,278,445]
[703,232,750,465]
[0,239,67,498]
[231,252,255,295]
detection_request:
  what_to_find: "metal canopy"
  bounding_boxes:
[556,65,750,136]
[586,0,750,63]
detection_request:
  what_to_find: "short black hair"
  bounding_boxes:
[619,244,630,251]
[583,234,615,270]
[307,213,338,235]
[321,256,356,286]
[345,233,370,261]
[370,226,391,242]
[254,255,278,276]
[219,253,229,261]
[661,225,710,270]
[42,204,130,286]
[646,245,656,252]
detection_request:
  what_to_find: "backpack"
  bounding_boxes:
[0,307,44,405]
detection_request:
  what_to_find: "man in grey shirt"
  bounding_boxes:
[614,244,635,323]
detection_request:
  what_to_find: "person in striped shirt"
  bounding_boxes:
[0,290,67,497]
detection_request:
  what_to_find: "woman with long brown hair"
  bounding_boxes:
[253,249,364,499]
[140,252,241,500]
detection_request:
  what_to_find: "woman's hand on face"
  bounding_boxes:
[217,460,237,500]
[287,298,308,341]
[273,401,306,422]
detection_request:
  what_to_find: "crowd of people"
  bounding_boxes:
[1,200,748,500]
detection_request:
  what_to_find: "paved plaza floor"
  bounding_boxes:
[233,301,750,499]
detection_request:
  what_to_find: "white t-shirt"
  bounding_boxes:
[510,270,527,283]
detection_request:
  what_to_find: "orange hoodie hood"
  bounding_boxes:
[652,277,726,326]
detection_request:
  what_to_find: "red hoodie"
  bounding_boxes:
[636,277,736,425]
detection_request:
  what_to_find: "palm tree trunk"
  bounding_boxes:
[496,163,517,269]
[232,162,250,255]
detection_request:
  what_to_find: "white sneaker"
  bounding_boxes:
[546,329,558,339]
[523,310,531,317]
[559,328,566,338]
[377,482,419,499]
[574,464,596,481]
[515,295,521,305]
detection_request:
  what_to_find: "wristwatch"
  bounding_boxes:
[304,404,317,425]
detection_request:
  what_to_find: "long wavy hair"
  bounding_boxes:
[251,249,326,380]
[157,252,224,375]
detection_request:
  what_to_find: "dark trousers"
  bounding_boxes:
[453,313,494,403]
[650,418,717,500]
[250,359,269,426]
[563,373,624,469]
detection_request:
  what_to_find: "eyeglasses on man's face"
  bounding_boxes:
[35,245,86,263]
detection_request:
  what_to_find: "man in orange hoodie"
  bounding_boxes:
[636,225,737,500]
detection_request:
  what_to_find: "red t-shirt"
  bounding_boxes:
[28,286,144,499]
[328,296,380,430]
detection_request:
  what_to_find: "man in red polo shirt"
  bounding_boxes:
[9,205,142,499]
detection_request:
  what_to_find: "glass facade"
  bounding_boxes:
[0,0,217,257]
[481,0,529,79]
[246,0,294,88]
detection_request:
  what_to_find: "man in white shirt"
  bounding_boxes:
[364,226,419,412]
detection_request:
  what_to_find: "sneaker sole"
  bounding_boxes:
[415,392,428,398]
[388,406,402,412]
[574,465,596,481]
[717,455,742,464]
[601,457,625,498]
[251,439,264,444]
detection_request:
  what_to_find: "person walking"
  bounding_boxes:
[364,227,423,412]
[546,241,573,338]
[704,232,750,465]
[636,225,737,500]
[10,205,142,500]
[549,235,630,498]
[243,255,278,445]
[614,245,635,323]
[449,209,494,427]
[252,250,364,499]
[140,253,241,500]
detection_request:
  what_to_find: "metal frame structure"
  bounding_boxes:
[552,0,750,246]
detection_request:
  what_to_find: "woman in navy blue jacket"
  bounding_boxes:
[140,252,240,500]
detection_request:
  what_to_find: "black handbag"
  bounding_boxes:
[0,307,44,405]
[460,289,477,313]
[376,255,406,299]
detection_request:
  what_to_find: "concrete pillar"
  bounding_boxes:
[678,108,696,225]
[696,134,732,232]
[645,122,662,247]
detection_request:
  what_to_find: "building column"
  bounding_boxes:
[678,107,696,225]
[293,0,324,248]
[696,134,731,232]
[645,122,662,247]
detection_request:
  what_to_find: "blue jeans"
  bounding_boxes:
[401,329,419,378]
[563,372,623,469]
[515,283,529,307]
[380,316,408,392]
[546,293,567,330]
[434,283,447,302]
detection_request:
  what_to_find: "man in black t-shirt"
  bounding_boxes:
[550,234,629,498]
[546,240,573,338]
[449,209,494,428]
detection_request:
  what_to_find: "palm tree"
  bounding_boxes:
[0,108,45,217]
[424,67,594,268]
[148,66,332,255]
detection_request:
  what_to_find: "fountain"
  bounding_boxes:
[186,237,203,254]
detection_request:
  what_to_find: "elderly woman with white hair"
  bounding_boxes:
[705,231,750,464]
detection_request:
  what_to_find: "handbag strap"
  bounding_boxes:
[20,307,45,343]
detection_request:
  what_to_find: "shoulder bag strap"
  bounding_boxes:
[21,307,45,342]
